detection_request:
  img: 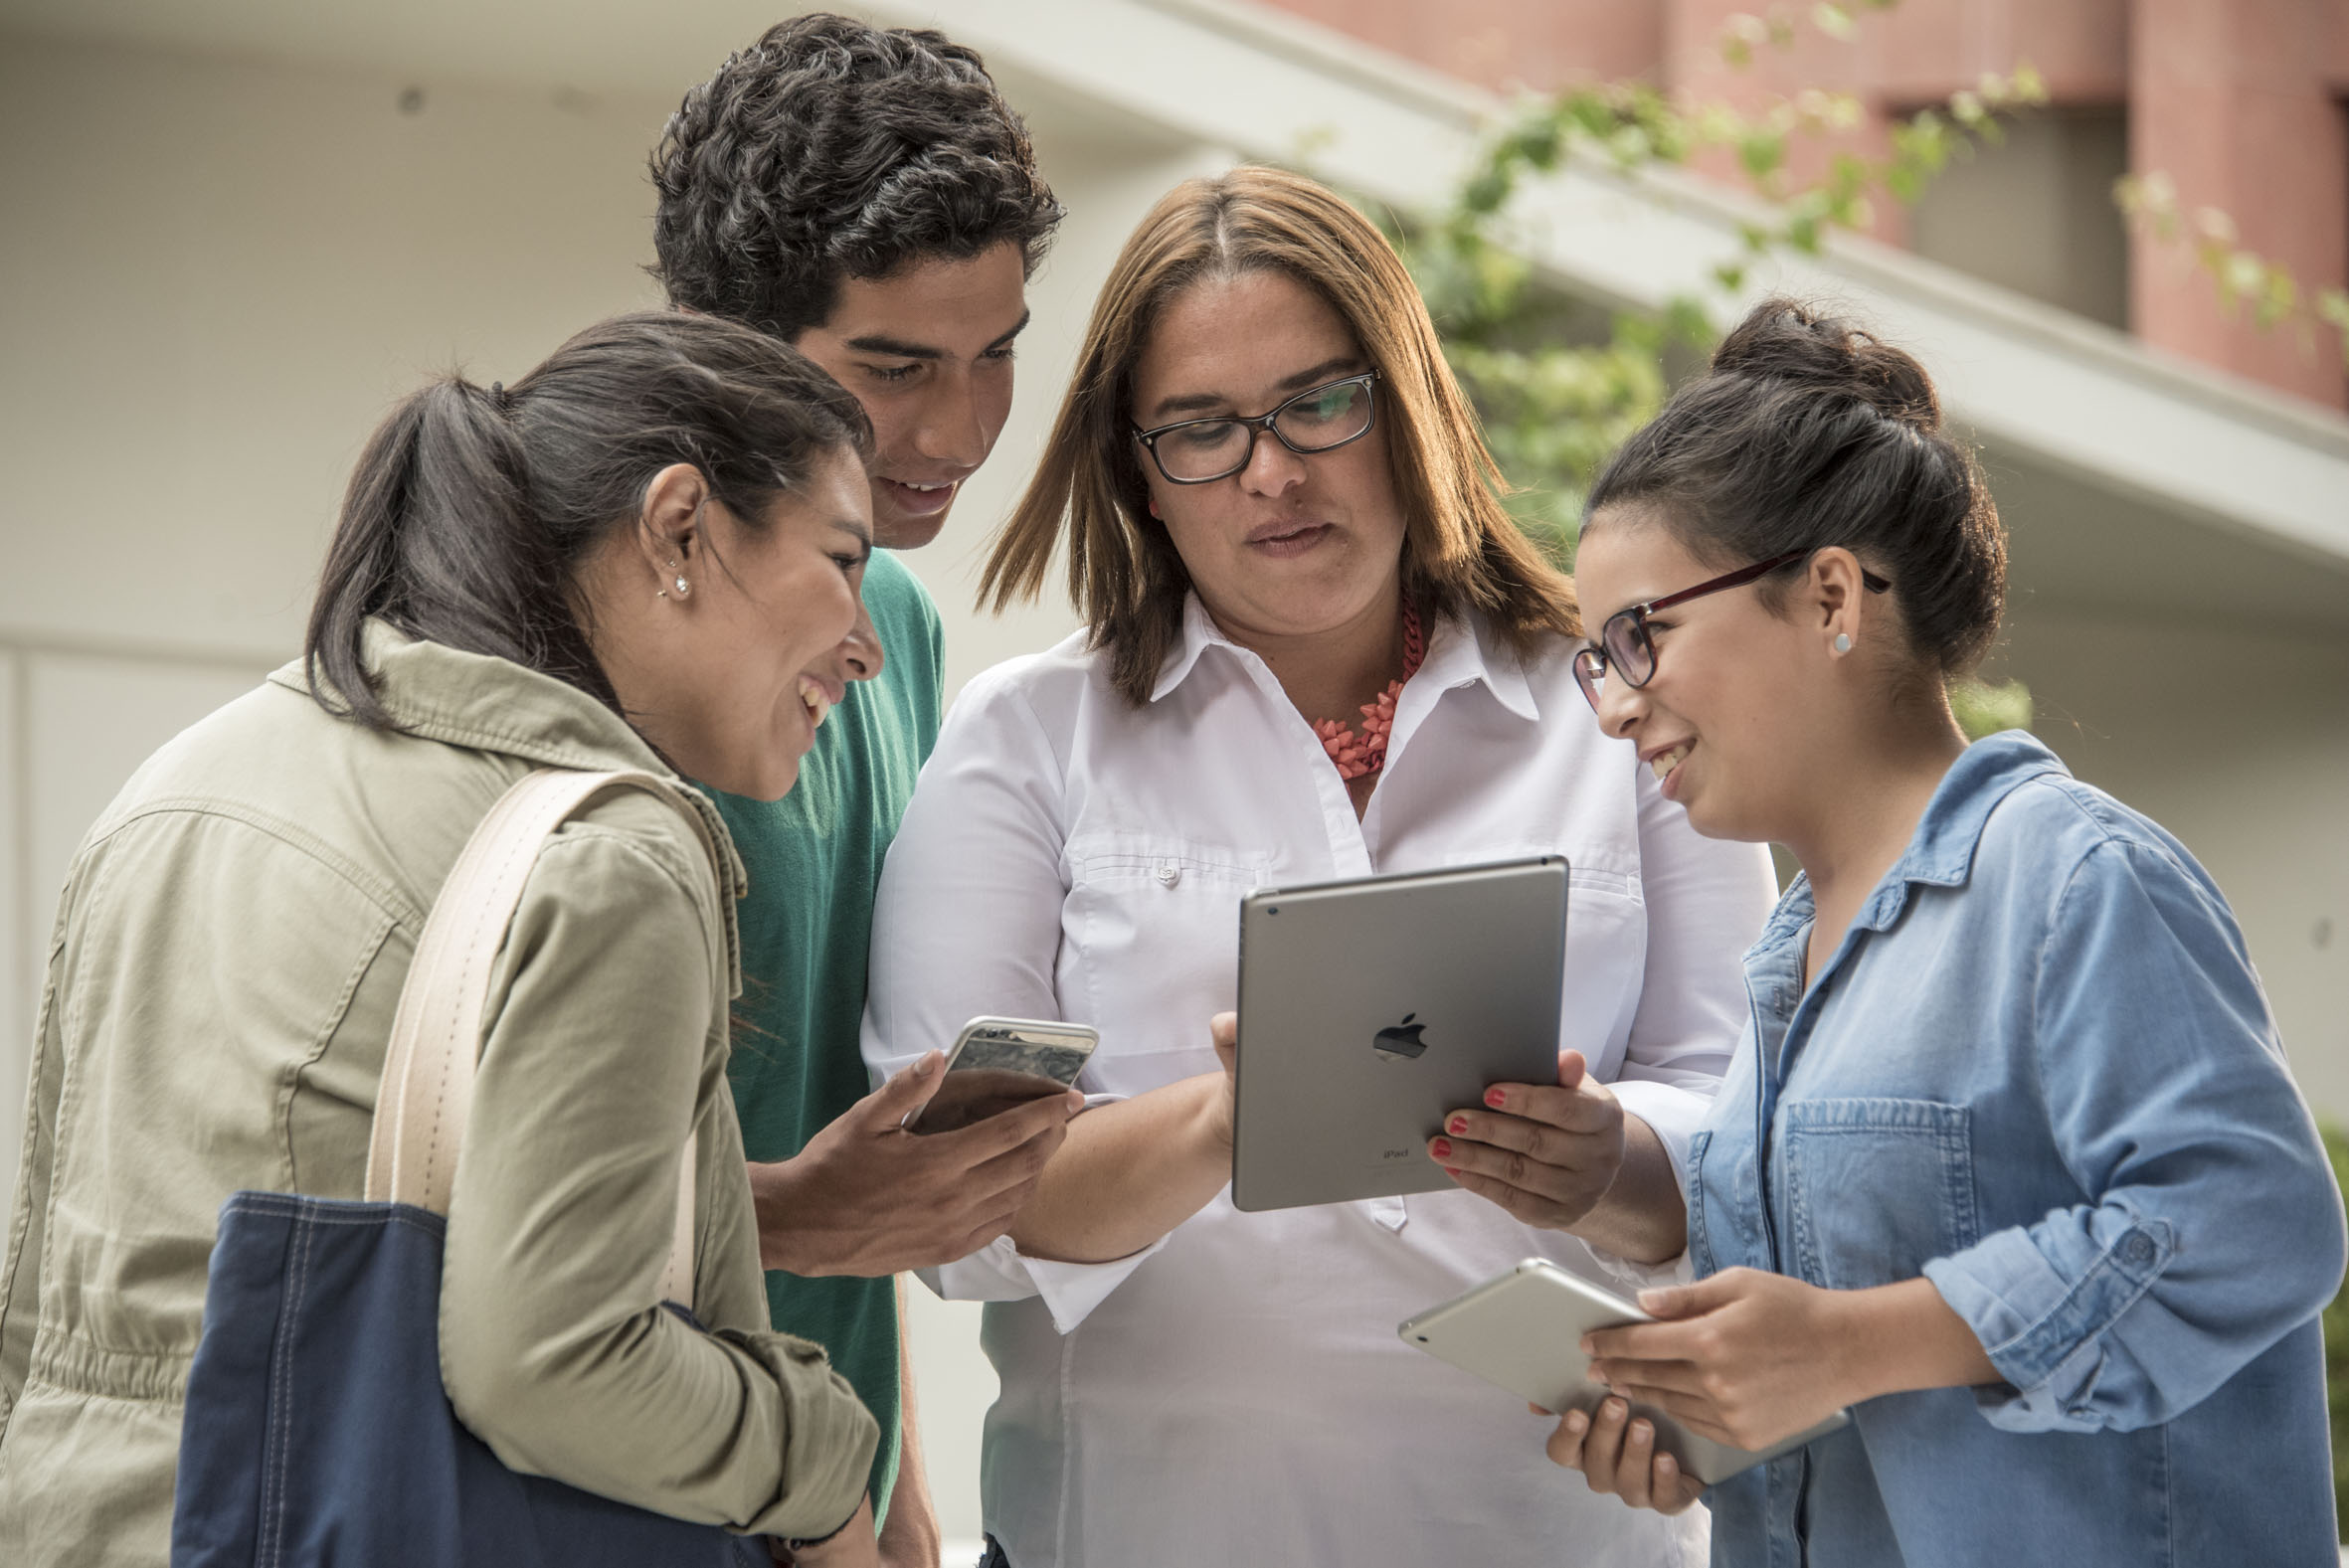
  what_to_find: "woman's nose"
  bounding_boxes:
[1593,675,1644,740]
[840,601,885,684]
[1237,427,1308,496]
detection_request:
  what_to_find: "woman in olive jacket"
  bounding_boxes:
[0,313,890,1565]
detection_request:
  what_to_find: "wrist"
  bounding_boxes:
[1189,1069,1235,1159]
[1814,1285,1888,1409]
[1827,1278,1990,1405]
[749,1156,830,1277]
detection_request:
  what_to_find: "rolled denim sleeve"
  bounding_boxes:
[1920,839,2346,1434]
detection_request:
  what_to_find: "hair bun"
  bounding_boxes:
[1711,297,1940,433]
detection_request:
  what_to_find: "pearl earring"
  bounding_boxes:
[1833,632,1853,653]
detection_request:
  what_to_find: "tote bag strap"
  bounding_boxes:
[364,768,722,1309]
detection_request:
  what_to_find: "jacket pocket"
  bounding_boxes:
[1781,1098,1978,1291]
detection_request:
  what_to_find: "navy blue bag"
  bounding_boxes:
[171,771,771,1568]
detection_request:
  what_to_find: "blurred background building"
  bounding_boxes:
[1,1,2344,1558]
[1270,0,2349,410]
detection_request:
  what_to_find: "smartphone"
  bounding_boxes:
[902,1016,1100,1135]
[1398,1258,1850,1485]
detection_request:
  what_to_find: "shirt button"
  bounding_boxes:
[1155,864,1181,888]
[2122,1233,2156,1267]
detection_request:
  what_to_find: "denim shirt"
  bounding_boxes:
[1688,733,2344,1567]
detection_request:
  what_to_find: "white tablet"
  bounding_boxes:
[1231,856,1567,1212]
[1398,1258,1851,1485]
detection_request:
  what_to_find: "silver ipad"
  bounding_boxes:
[1231,856,1567,1212]
[1399,1258,1851,1486]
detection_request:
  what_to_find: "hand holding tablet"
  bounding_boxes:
[1427,1048,1626,1230]
[1398,1259,1850,1487]
[1546,1392,1709,1515]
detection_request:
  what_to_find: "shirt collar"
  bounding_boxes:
[1755,729,2071,957]
[1148,593,1540,722]
[1146,595,1224,703]
[1890,730,2072,895]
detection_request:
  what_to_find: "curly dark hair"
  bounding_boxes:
[649,13,1064,340]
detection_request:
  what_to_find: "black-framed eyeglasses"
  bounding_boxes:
[1571,549,1892,712]
[1131,371,1380,484]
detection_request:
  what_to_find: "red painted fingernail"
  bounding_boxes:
[1447,1116,1469,1135]
[1484,1088,1508,1109]
[1442,1166,1462,1177]
[1430,1137,1453,1160]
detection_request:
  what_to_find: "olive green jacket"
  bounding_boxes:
[0,626,877,1565]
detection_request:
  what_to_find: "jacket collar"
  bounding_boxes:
[269,622,750,912]
[1149,593,1540,722]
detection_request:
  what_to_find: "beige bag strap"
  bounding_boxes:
[364,768,722,1309]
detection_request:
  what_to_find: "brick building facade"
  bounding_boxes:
[1265,0,2349,411]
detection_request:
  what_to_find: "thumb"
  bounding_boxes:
[1636,1270,1737,1320]
[859,1050,945,1129]
[1555,1049,1588,1090]
[1209,1011,1238,1076]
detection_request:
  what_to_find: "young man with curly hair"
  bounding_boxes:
[649,16,1066,1563]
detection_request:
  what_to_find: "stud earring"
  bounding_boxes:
[1833,632,1853,653]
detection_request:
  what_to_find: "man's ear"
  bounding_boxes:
[636,462,710,578]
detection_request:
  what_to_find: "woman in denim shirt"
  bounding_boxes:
[1545,299,2345,1565]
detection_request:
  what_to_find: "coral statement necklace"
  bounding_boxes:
[1310,600,1426,783]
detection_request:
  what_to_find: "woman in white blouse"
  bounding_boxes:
[862,166,1774,1568]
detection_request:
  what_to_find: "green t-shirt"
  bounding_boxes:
[701,549,944,1518]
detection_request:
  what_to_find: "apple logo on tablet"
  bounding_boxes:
[1373,1013,1429,1062]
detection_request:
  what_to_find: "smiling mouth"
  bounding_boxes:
[798,676,834,730]
[1649,742,1695,798]
[877,477,957,516]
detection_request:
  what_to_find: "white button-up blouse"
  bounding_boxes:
[864,598,1776,1568]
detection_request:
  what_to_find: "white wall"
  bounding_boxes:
[0,29,669,1216]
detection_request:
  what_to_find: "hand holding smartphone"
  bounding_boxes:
[903,1017,1099,1135]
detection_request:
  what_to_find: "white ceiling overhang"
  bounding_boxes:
[10,0,2346,629]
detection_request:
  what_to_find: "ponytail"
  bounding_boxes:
[304,311,871,730]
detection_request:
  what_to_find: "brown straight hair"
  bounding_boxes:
[980,165,1578,704]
